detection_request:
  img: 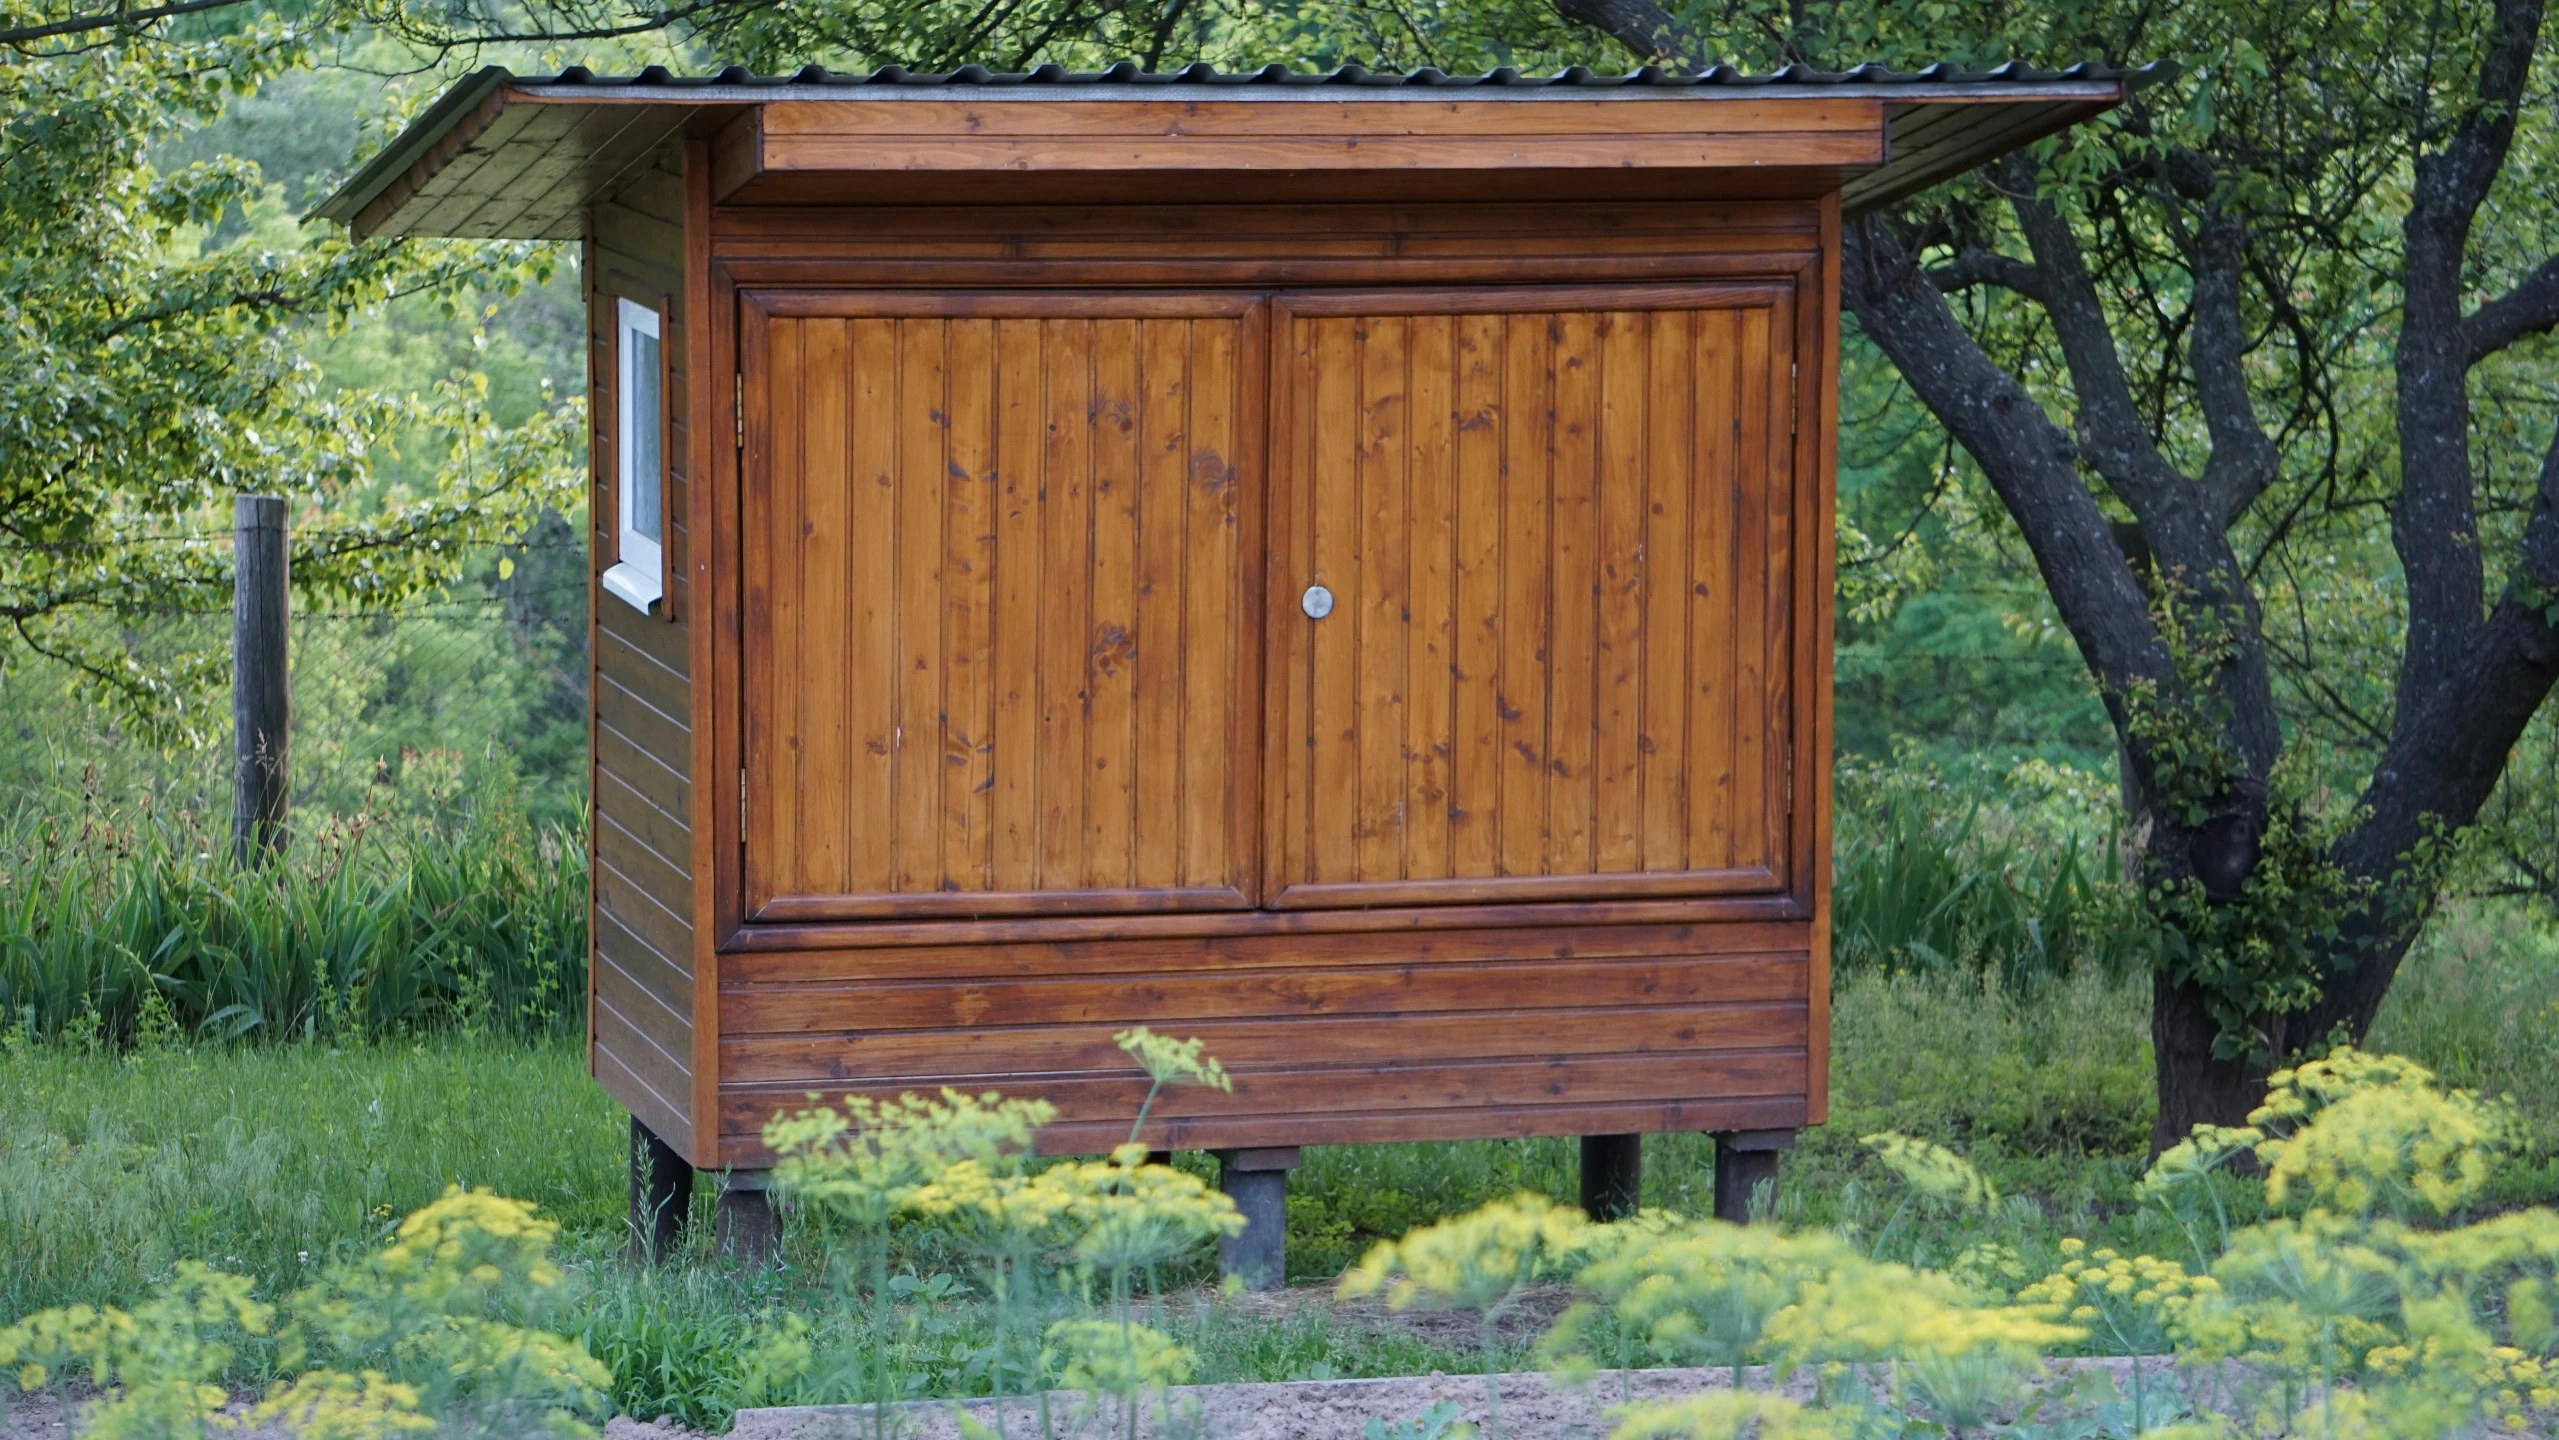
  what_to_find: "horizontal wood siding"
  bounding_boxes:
[713,922,1811,1163]
[590,143,696,1156]
[744,295,1260,920]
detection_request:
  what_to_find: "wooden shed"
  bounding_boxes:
[323,61,2145,1272]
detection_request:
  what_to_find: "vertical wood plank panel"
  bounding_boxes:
[1086,318,1142,887]
[1403,315,1456,882]
[1544,311,1600,875]
[943,319,998,890]
[797,319,852,896]
[1688,309,1741,871]
[892,319,948,892]
[1356,317,1411,881]
[988,318,1045,890]
[1592,311,1648,873]
[1449,313,1505,880]
[1132,319,1190,890]
[1639,310,1694,873]
[1181,319,1240,888]
[1497,315,1552,876]
[1037,320,1096,887]
[1763,296,1798,884]
[763,320,806,898]
[1305,317,1362,884]
[1732,305,1774,874]
[752,299,1257,918]
[846,320,900,894]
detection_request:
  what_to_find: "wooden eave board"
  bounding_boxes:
[1841,96,2113,212]
[738,96,1885,181]
[329,78,2130,239]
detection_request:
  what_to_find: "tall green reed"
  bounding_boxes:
[1832,777,2148,992]
[0,790,585,1045]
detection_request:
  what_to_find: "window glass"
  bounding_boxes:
[627,324,662,541]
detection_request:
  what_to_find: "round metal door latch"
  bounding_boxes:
[1301,584,1335,619]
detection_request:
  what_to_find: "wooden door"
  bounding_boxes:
[742,292,1266,921]
[1266,284,1800,909]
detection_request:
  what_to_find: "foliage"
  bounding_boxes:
[2,1187,610,1438]
[0,17,581,737]
[0,789,585,1045]
[1830,755,2150,994]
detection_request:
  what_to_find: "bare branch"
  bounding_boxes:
[2189,214,2283,529]
[1926,249,2047,301]
[2464,252,2559,365]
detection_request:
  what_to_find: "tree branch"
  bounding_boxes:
[1926,249,2047,301]
[1997,161,2210,558]
[2189,213,2283,529]
[0,0,258,46]
[1545,0,1699,69]
[1841,214,2172,708]
[2391,0,2548,719]
[2464,252,2559,365]
[2314,415,2559,1040]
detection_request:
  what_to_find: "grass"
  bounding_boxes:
[0,793,585,1046]
[4,904,2553,1430]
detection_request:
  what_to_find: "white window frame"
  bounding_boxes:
[601,296,666,614]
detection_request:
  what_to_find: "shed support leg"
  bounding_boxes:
[628,1117,694,1264]
[1711,1130,1795,1224]
[1580,1134,1643,1221]
[715,1170,778,1266]
[1214,1147,1299,1291]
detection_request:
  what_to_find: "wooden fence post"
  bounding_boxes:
[233,495,290,867]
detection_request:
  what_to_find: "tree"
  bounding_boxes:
[0,8,580,739]
[1542,0,2559,1143]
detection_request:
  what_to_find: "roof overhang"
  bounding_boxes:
[318,62,2170,241]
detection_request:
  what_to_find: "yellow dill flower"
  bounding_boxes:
[2140,1123,2265,1203]
[245,1369,435,1439]
[2020,1248,2210,1358]
[1860,1132,1998,1213]
[1044,1318,1196,1397]
[2247,1046,2521,1218]
[1571,1220,1860,1372]
[767,1089,1056,1227]
[1339,1193,1590,1315]
[1605,1390,1846,1439]
[1114,1028,1234,1093]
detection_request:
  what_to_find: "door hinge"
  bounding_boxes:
[738,768,748,834]
[734,374,745,450]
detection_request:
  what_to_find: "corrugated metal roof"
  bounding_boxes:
[524,58,2163,93]
[320,60,2169,237]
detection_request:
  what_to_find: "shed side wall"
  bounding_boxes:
[589,141,699,1157]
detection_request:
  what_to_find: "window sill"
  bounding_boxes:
[601,561,664,615]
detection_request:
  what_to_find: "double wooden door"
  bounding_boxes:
[741,284,1800,923]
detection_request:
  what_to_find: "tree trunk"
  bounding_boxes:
[2147,971,2268,1153]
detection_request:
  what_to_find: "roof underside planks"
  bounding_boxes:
[321,63,2167,240]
